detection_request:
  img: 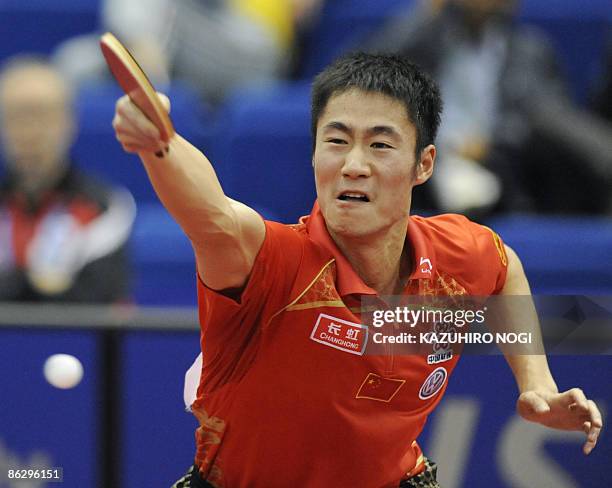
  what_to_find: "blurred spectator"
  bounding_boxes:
[0,57,135,302]
[364,0,612,215]
[53,0,323,105]
[592,38,612,122]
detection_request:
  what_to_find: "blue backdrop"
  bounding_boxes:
[0,330,610,487]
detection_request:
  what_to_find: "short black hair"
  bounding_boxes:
[311,52,442,158]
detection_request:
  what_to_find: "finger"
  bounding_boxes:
[122,142,166,155]
[113,112,162,146]
[583,421,591,434]
[121,143,141,154]
[113,109,157,140]
[583,400,602,455]
[115,96,161,139]
[587,399,603,428]
[118,132,165,153]
[584,423,601,455]
[157,92,171,113]
[122,142,167,155]
[563,388,589,411]
[115,130,162,154]
[116,133,163,151]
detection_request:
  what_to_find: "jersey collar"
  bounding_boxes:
[301,201,435,297]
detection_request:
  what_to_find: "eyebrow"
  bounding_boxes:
[323,121,401,138]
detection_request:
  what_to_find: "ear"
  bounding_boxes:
[414,144,436,185]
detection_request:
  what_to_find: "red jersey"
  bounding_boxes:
[193,202,507,487]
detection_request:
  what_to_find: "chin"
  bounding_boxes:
[327,214,379,240]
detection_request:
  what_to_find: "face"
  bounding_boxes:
[313,89,434,241]
[0,65,75,194]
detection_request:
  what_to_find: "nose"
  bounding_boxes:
[341,147,371,179]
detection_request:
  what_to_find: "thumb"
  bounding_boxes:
[518,391,551,418]
[157,92,171,113]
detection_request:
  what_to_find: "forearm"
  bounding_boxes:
[505,354,557,394]
[139,134,236,245]
[496,244,558,394]
[114,93,265,289]
[490,295,558,394]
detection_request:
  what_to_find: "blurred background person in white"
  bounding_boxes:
[53,0,323,105]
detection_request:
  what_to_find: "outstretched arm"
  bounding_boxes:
[499,245,603,455]
[112,94,265,291]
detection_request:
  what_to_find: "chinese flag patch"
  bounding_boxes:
[356,373,405,402]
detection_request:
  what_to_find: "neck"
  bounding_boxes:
[12,161,69,210]
[329,219,412,296]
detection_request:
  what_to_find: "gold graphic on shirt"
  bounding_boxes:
[420,271,468,297]
[287,300,345,311]
[193,407,226,487]
[265,259,336,328]
[304,261,340,301]
[484,226,508,266]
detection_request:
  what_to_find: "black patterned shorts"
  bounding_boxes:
[399,458,440,488]
[171,457,440,488]
[172,465,216,488]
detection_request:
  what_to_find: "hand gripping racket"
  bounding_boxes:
[100,32,174,156]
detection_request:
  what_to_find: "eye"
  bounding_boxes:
[371,142,393,149]
[325,138,347,145]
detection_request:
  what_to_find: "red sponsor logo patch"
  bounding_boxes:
[310,313,368,355]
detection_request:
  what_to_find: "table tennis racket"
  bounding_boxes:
[99,32,173,156]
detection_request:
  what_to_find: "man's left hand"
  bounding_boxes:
[517,388,603,455]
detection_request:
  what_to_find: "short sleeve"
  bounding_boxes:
[450,218,507,295]
[472,224,508,294]
[421,214,508,295]
[195,220,304,390]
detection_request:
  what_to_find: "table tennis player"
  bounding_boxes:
[112,52,602,488]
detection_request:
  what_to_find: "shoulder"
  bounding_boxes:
[250,219,338,303]
[268,220,333,268]
[198,219,332,317]
[412,213,498,248]
[412,214,508,294]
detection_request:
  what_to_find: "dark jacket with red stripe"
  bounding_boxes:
[0,167,135,303]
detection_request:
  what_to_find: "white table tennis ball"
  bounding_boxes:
[43,354,84,389]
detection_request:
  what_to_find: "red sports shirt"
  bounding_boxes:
[193,202,507,487]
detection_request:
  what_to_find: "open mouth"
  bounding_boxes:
[338,192,370,203]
